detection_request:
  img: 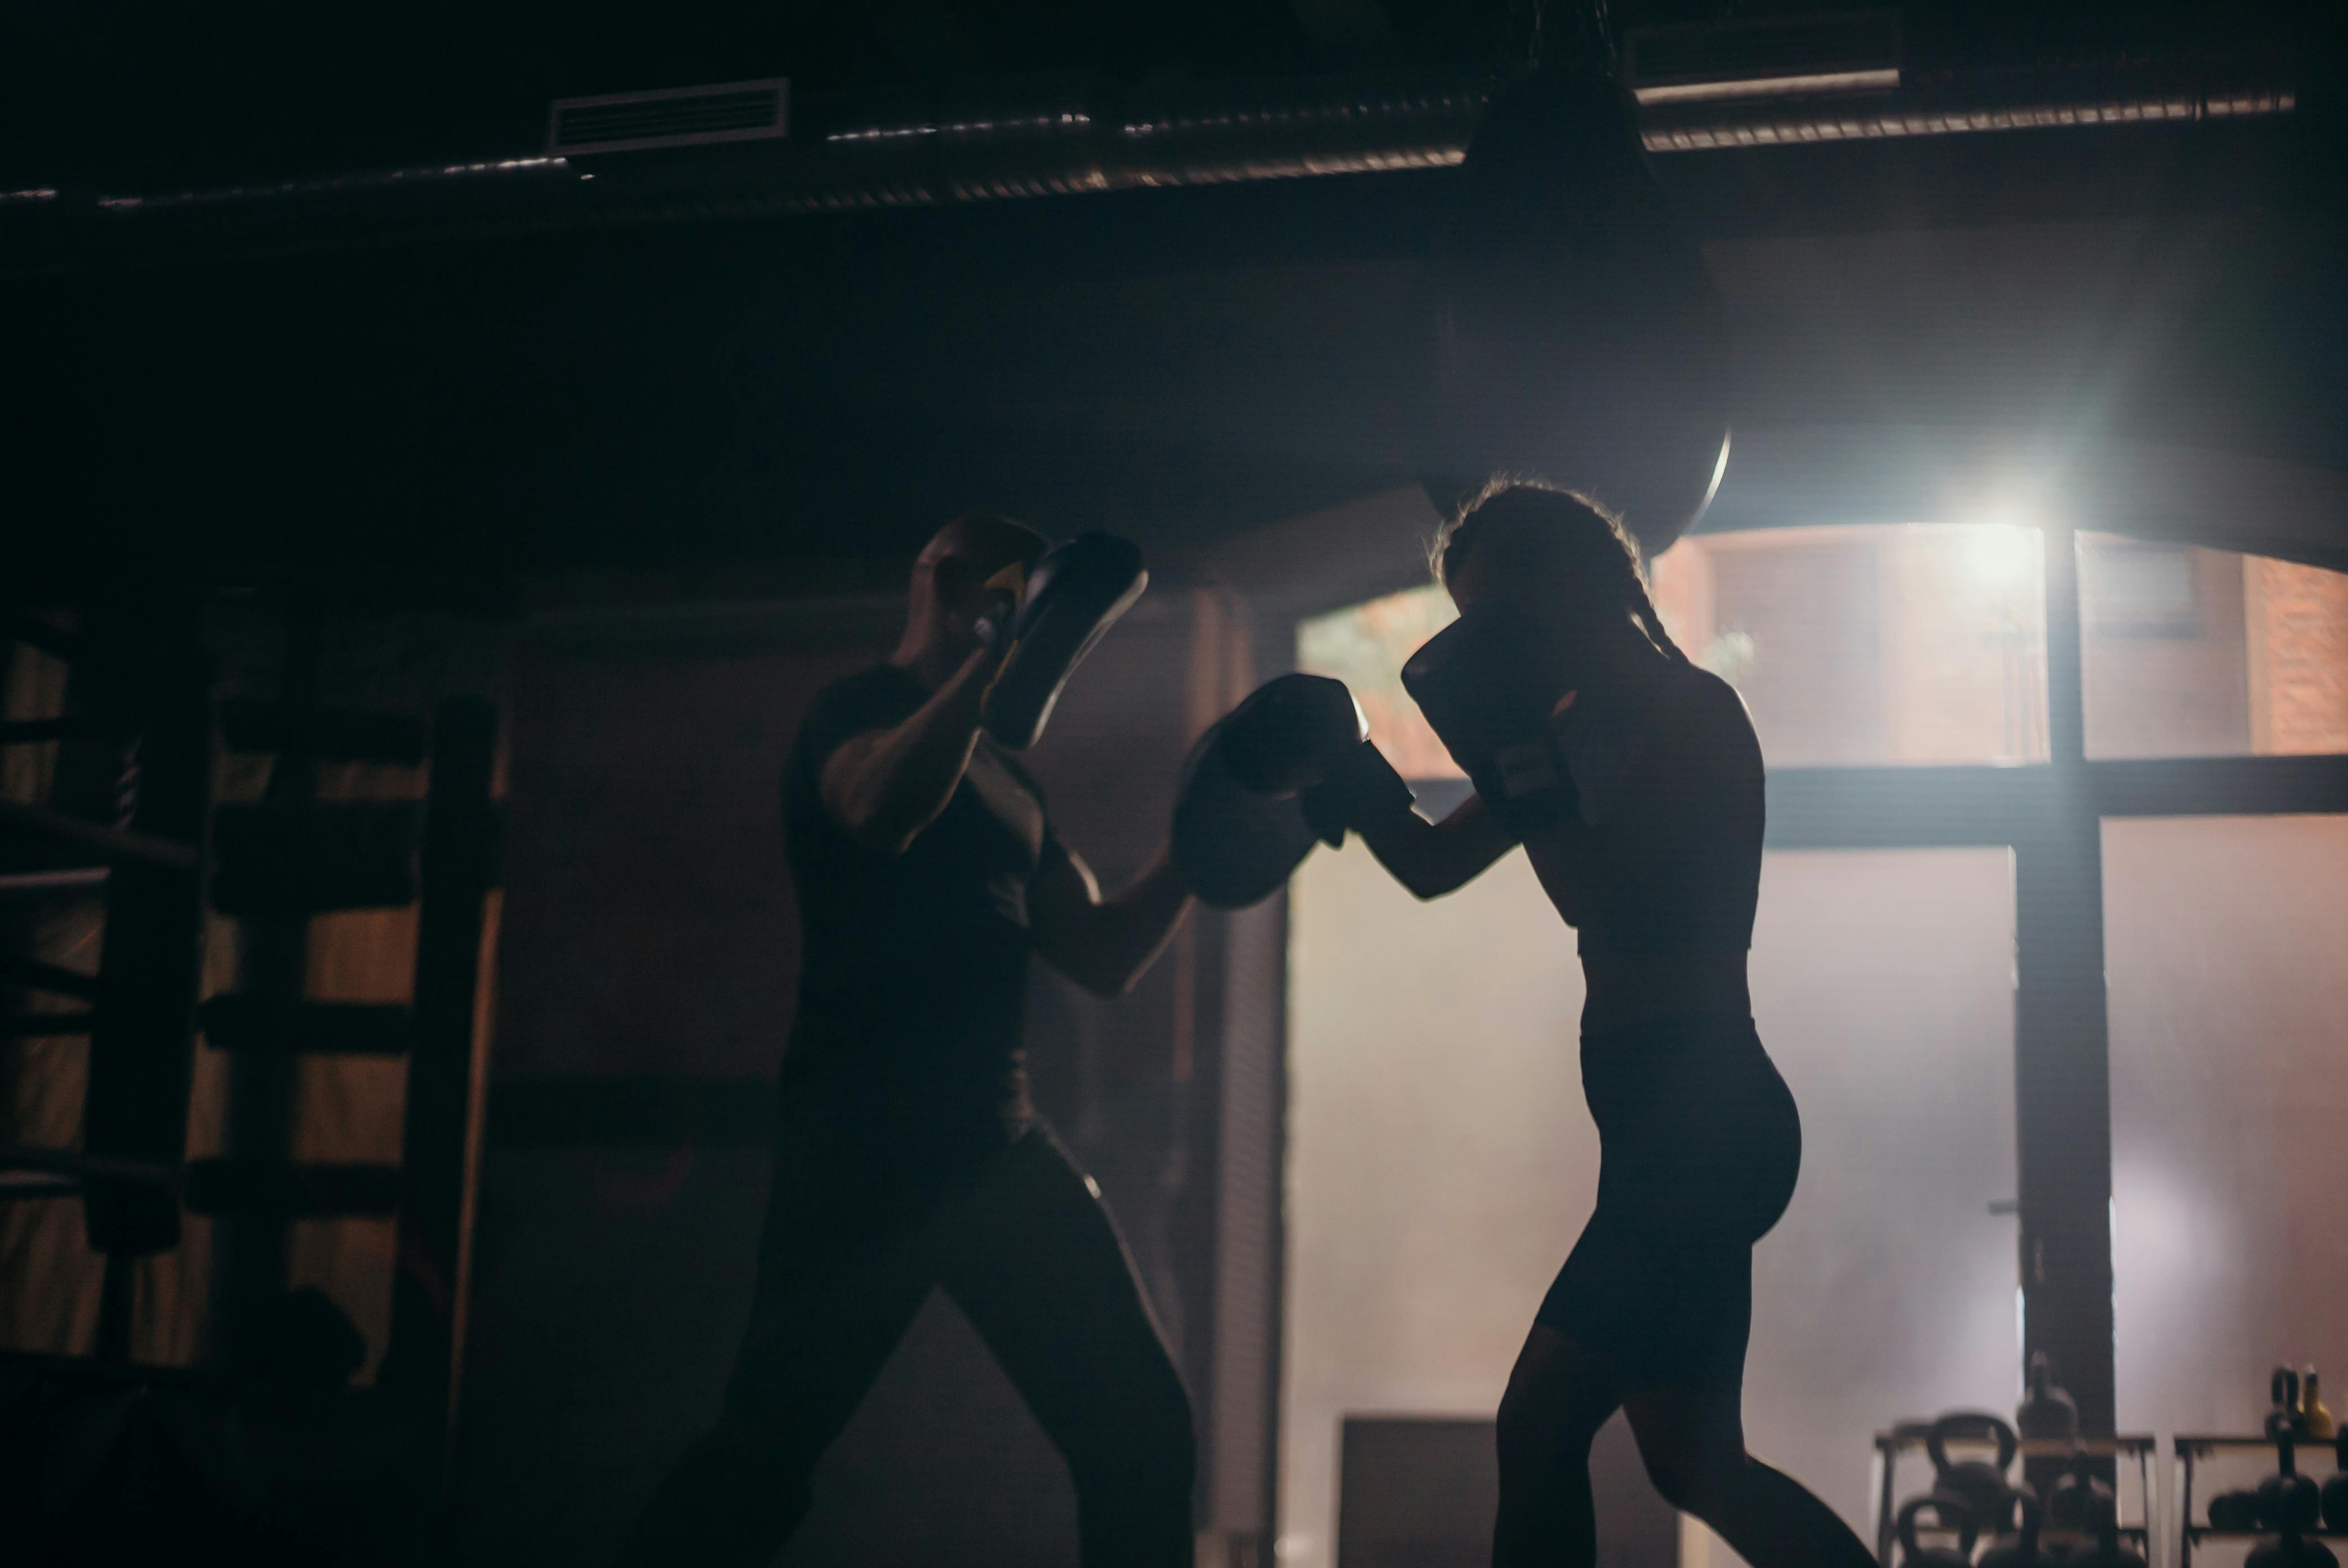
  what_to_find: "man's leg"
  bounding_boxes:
[614,1157,939,1568]
[940,1130,1197,1568]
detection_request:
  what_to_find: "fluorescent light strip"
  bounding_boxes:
[1634,68,1901,106]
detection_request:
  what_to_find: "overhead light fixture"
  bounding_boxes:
[1626,11,1901,108]
[1634,68,1900,107]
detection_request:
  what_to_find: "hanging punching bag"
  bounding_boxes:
[1420,66,1732,558]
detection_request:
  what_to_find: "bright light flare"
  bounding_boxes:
[1960,520,2041,593]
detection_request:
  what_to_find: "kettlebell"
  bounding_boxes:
[2017,1353,2080,1446]
[2213,1489,2266,1532]
[2262,1435,2324,1531]
[2247,1526,2340,1568]
[2322,1431,2348,1533]
[1897,1492,1980,1568]
[2045,1447,2116,1539]
[1929,1411,2024,1525]
[2063,1500,2149,1568]
[1979,1487,2061,1568]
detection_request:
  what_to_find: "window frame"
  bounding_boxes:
[1758,522,2348,1437]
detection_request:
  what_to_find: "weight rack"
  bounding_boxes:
[1,602,213,1358]
[2,598,503,1556]
[2174,1435,2347,1567]
[1871,1429,2159,1566]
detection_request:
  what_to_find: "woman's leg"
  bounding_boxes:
[1621,1380,1874,1568]
[1534,1021,1865,1567]
[1491,1325,1625,1568]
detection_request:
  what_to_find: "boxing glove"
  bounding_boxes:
[982,532,1148,750]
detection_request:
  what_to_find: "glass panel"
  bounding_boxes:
[1296,523,2051,774]
[1296,583,1460,779]
[1735,848,2021,1560]
[2080,536,2348,758]
[1278,844,1584,1568]
[1279,843,2018,1568]
[1654,525,2047,767]
[2106,816,2348,1437]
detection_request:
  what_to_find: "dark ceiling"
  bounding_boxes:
[4,1,2342,602]
[2,0,2314,191]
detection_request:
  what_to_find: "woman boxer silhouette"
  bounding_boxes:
[1306,480,1875,1568]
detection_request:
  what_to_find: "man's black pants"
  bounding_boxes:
[617,1115,1195,1567]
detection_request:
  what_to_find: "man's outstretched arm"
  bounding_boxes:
[1030,840,1194,998]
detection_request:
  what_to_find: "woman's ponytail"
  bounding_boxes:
[1627,564,1693,666]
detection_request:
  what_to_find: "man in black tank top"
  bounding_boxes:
[619,516,1199,1568]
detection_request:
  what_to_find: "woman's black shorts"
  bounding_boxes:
[1536,1015,1802,1386]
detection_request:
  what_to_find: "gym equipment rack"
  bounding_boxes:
[1872,1428,2159,1566]
[2175,1435,2348,1567]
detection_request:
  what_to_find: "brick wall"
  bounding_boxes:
[2248,556,2348,755]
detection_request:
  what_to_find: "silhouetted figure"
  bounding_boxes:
[1310,482,1875,1568]
[617,516,1197,1567]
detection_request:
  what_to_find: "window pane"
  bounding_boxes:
[1740,849,2020,1549]
[1653,525,2047,767]
[1279,843,2018,1568]
[2106,816,2348,1436]
[1295,583,1460,778]
[2080,536,2348,758]
[1296,524,2051,775]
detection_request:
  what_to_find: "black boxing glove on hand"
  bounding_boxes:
[1400,604,1577,830]
[1300,738,1416,847]
[1172,674,1369,909]
[1219,674,1364,796]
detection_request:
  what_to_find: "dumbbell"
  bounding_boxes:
[1897,1492,1980,1568]
[1928,1411,2025,1525]
[1979,1488,2061,1568]
[2263,1436,2323,1531]
[2212,1490,2265,1532]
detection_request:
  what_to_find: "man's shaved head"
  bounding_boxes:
[914,514,1050,584]
[899,513,1051,670]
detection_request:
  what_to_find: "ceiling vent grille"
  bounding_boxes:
[549,79,790,157]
